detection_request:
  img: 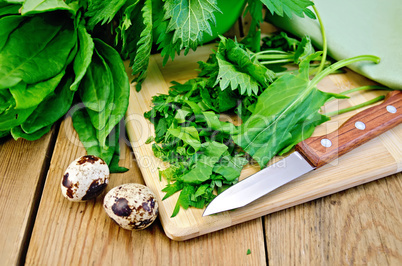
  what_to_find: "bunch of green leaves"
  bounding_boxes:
[109,0,318,91]
[145,31,381,216]
[0,0,129,172]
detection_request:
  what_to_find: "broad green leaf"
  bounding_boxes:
[71,105,101,156]
[0,130,10,138]
[233,53,345,167]
[108,121,128,173]
[70,24,94,91]
[79,47,112,112]
[10,124,51,141]
[178,141,228,184]
[0,104,36,131]
[86,41,114,131]
[163,0,220,50]
[21,73,75,134]
[70,105,115,165]
[213,152,248,182]
[0,15,25,51]
[9,70,64,109]
[202,111,237,135]
[167,126,201,152]
[0,88,14,114]
[21,0,77,16]
[85,0,127,29]
[94,39,130,147]
[0,3,21,16]
[261,0,316,19]
[0,12,75,89]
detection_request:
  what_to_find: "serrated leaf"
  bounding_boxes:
[119,0,153,91]
[85,0,127,29]
[261,0,316,19]
[152,0,182,65]
[163,0,220,50]
[131,0,153,91]
[215,37,275,96]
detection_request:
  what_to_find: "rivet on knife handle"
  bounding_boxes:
[296,90,402,168]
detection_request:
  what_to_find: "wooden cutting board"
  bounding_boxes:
[125,44,402,241]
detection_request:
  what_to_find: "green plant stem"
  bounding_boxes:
[257,54,294,60]
[325,95,385,117]
[260,59,294,65]
[312,4,327,75]
[309,55,380,90]
[255,49,288,55]
[340,85,390,95]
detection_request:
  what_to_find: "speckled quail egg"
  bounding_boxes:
[61,155,109,202]
[103,183,159,230]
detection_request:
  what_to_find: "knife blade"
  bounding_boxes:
[203,90,402,216]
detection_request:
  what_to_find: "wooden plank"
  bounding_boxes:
[0,128,56,266]
[125,43,402,240]
[25,117,267,265]
[264,172,402,265]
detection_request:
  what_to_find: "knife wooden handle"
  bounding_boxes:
[295,90,402,168]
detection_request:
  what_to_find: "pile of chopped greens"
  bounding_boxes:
[145,28,382,216]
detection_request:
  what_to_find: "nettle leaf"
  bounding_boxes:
[215,37,275,96]
[85,0,127,29]
[163,0,220,50]
[261,0,316,19]
[119,0,153,91]
[152,0,182,65]
[130,0,153,91]
[233,53,346,167]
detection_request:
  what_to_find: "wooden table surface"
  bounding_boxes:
[0,100,401,265]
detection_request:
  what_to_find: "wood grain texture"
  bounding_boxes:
[296,90,402,168]
[0,128,56,266]
[264,172,402,265]
[25,118,267,265]
[125,43,402,240]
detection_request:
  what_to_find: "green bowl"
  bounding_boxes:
[201,0,247,44]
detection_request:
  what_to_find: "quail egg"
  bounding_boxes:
[61,155,109,201]
[103,183,159,230]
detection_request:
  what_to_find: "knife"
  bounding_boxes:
[203,90,402,216]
